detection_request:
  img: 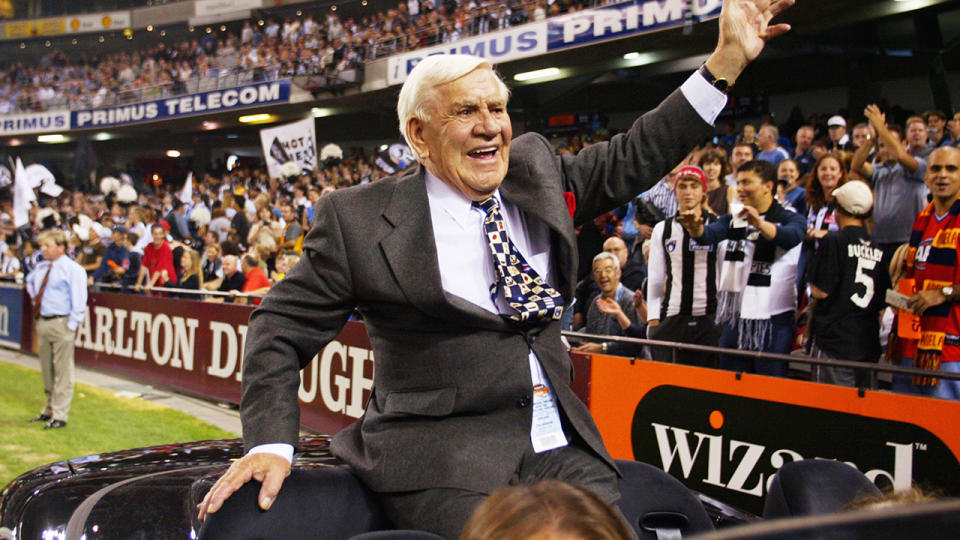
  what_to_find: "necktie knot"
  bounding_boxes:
[475,196,499,215]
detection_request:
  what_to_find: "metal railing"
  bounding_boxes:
[91,281,265,300]
[563,330,960,390]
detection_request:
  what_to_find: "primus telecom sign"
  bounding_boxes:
[70,81,290,129]
[387,0,722,85]
[588,357,960,516]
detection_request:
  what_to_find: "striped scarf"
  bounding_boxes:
[906,199,960,386]
[716,212,779,350]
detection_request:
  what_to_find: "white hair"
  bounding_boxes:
[592,251,619,269]
[396,54,510,161]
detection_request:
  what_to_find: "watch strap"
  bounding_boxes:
[698,63,730,93]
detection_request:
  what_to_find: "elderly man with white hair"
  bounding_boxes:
[199,1,795,537]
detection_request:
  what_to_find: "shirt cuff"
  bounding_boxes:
[247,443,295,463]
[680,70,728,126]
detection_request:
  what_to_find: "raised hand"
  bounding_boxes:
[707,0,795,83]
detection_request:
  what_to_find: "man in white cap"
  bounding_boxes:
[806,180,890,386]
[827,114,853,152]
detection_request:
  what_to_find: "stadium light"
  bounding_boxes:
[93,132,113,141]
[311,107,334,117]
[513,68,560,82]
[238,114,272,123]
[167,150,181,158]
[37,134,66,143]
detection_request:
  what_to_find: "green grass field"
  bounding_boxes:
[0,360,236,487]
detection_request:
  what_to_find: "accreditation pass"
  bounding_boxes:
[531,383,568,453]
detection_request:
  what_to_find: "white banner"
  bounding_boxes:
[387,22,548,86]
[0,111,69,136]
[259,117,317,180]
[195,0,263,17]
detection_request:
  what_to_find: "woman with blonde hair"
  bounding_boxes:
[177,248,204,300]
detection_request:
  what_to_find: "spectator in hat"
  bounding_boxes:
[88,226,132,286]
[647,165,722,367]
[827,115,854,152]
[806,180,890,386]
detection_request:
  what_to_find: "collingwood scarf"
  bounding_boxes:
[905,199,960,386]
[716,205,780,350]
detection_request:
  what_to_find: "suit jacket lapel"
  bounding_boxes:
[501,162,578,301]
[380,167,509,331]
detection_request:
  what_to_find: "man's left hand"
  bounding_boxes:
[908,289,948,316]
[707,0,795,84]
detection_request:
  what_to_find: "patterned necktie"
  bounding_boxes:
[32,262,53,320]
[475,196,563,324]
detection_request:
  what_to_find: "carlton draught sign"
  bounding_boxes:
[588,357,960,515]
[72,292,371,434]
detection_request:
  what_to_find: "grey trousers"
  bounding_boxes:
[378,435,624,539]
[36,316,76,422]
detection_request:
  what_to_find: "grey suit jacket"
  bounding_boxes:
[240,87,713,493]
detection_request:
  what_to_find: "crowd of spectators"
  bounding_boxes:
[0,146,391,305]
[565,105,960,397]
[0,0,607,114]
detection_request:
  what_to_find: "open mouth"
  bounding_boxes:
[468,147,498,159]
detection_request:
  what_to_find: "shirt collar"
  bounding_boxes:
[424,169,503,229]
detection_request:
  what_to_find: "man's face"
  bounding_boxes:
[674,178,704,212]
[828,124,846,143]
[602,237,628,267]
[592,257,621,296]
[40,239,63,261]
[795,127,813,149]
[223,257,237,276]
[112,231,124,245]
[410,67,512,201]
[907,121,928,148]
[736,170,772,208]
[151,227,165,245]
[925,149,960,204]
[281,205,295,223]
[741,125,756,141]
[731,145,754,168]
[852,126,871,148]
[757,129,775,150]
[927,114,946,134]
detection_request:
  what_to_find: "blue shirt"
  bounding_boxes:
[91,243,130,282]
[26,254,88,331]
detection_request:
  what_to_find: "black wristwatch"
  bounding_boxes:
[698,63,730,94]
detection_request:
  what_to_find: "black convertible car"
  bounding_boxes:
[2,436,959,540]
